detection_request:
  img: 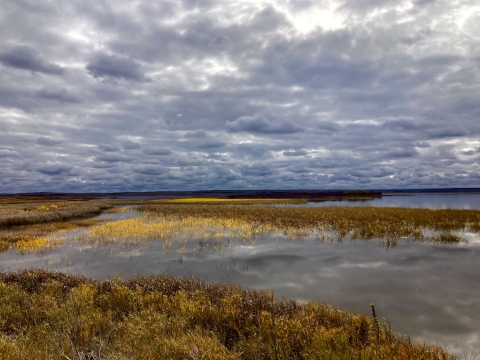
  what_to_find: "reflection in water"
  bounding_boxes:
[1,225,480,356]
[286,193,480,210]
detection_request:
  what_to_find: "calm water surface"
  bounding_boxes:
[2,198,480,356]
[295,193,480,209]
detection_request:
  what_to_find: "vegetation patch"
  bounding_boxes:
[0,201,112,229]
[0,219,109,253]
[0,269,454,359]
[137,204,480,243]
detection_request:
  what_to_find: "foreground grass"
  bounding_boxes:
[0,269,454,359]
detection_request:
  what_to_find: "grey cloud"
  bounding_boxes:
[240,165,273,177]
[86,53,151,82]
[1,0,480,192]
[414,142,431,148]
[0,149,21,158]
[385,148,419,158]
[121,140,141,150]
[95,153,132,163]
[283,150,307,157]
[318,122,342,132]
[143,147,172,155]
[37,136,62,146]
[36,88,80,104]
[226,114,302,134]
[197,140,225,149]
[184,130,208,138]
[0,45,64,75]
[132,165,165,175]
[461,148,480,156]
[206,153,228,161]
[35,161,72,175]
[428,125,470,138]
[98,144,121,152]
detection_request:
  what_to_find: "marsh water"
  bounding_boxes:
[293,192,480,209]
[2,193,480,356]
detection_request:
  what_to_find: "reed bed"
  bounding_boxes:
[80,216,275,246]
[0,201,112,229]
[0,269,454,360]
[138,204,480,243]
[0,219,109,253]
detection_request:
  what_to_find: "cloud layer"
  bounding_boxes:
[0,0,479,192]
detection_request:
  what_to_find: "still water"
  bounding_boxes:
[2,198,480,356]
[297,193,480,209]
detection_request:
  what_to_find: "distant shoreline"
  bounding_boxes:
[1,188,480,198]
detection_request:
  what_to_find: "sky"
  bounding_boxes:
[0,0,479,193]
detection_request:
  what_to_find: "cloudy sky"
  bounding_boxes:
[0,0,479,193]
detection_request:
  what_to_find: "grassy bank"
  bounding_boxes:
[0,200,113,252]
[0,269,454,359]
[0,201,112,229]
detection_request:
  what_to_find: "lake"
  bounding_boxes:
[1,194,480,356]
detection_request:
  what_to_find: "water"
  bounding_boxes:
[288,193,480,209]
[2,197,480,356]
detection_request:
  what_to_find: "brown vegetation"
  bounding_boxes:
[139,204,480,243]
[0,201,112,229]
[0,269,454,359]
[0,219,109,253]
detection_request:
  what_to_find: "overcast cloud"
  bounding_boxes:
[0,0,479,192]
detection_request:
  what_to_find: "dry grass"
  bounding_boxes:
[0,269,455,359]
[0,201,112,229]
[104,207,127,214]
[138,204,480,243]
[0,219,109,253]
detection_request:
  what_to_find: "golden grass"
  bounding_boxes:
[0,201,112,229]
[138,204,480,243]
[0,269,454,360]
[79,216,272,249]
[104,207,127,213]
[0,219,110,253]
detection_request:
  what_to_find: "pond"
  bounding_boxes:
[1,199,480,356]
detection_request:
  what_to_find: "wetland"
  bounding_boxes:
[1,193,480,358]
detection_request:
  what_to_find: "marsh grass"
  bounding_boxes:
[138,204,480,244]
[0,269,455,359]
[431,232,464,245]
[0,201,112,229]
[0,219,109,253]
[104,207,127,214]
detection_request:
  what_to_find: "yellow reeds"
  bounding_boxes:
[81,216,276,246]
[0,219,110,253]
[139,204,480,243]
